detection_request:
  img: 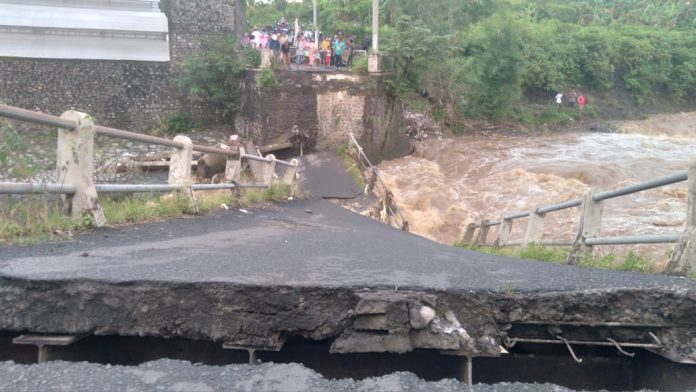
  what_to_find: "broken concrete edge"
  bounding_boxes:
[1,277,694,363]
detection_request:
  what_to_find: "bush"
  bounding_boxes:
[151,113,195,137]
[0,120,36,180]
[256,68,278,89]
[517,244,568,263]
[244,46,262,68]
[579,253,615,270]
[619,252,651,273]
[178,35,246,122]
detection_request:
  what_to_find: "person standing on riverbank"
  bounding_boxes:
[567,90,577,108]
[578,95,587,112]
[555,92,564,108]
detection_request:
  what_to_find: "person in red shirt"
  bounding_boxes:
[577,95,587,111]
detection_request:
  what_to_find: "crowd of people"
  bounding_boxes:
[555,89,587,111]
[243,17,371,69]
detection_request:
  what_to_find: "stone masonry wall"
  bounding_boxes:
[161,0,242,68]
[0,0,243,130]
[236,70,412,163]
[0,59,175,129]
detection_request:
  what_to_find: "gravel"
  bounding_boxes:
[0,359,573,392]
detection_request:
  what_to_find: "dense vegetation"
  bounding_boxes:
[246,0,696,128]
[177,36,248,122]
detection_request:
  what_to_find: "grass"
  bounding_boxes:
[150,113,195,137]
[256,68,278,89]
[352,56,368,74]
[457,243,659,274]
[0,185,293,245]
[337,145,366,190]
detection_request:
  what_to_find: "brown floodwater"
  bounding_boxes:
[378,113,696,263]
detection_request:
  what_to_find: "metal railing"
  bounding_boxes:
[347,133,408,231]
[0,104,300,227]
[461,162,696,273]
[0,105,236,157]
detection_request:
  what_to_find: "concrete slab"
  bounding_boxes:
[298,153,362,199]
[0,32,170,61]
[0,4,167,32]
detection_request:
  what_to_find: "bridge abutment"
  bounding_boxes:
[236,70,412,163]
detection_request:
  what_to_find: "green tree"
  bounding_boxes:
[178,35,247,122]
[463,15,524,120]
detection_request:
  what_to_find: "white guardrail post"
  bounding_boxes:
[167,135,193,186]
[494,218,513,248]
[263,154,277,187]
[225,147,243,183]
[567,189,604,265]
[57,111,105,227]
[523,206,546,246]
[462,223,478,246]
[667,161,696,274]
[281,159,300,185]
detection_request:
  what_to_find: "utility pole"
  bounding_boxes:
[313,0,318,47]
[372,0,379,53]
[368,0,381,72]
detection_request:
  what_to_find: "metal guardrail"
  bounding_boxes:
[585,234,681,246]
[0,182,269,195]
[0,182,76,195]
[0,104,300,227]
[0,105,237,157]
[0,103,299,162]
[537,199,583,215]
[241,154,272,163]
[347,133,408,231]
[593,171,688,202]
[462,166,694,270]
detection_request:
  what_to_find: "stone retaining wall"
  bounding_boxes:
[0,0,243,131]
[236,70,412,163]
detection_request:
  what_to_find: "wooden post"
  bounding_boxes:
[523,207,546,246]
[667,161,696,274]
[167,135,193,186]
[462,223,478,246]
[57,111,105,227]
[567,189,603,265]
[475,221,491,246]
[494,218,513,248]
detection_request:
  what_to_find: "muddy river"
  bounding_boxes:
[378,112,696,264]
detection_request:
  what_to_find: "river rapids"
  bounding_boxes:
[378,112,696,264]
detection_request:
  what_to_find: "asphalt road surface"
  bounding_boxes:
[1,198,694,293]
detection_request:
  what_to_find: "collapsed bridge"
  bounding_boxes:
[1,197,695,390]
